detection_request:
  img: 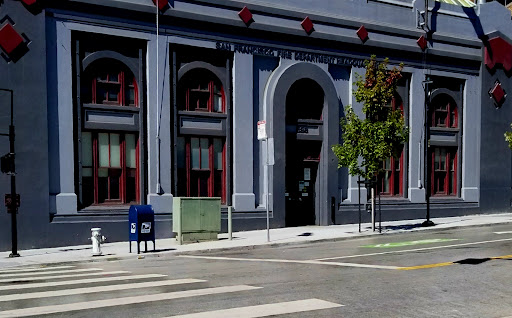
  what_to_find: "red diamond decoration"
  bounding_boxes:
[238,6,253,26]
[417,35,428,51]
[357,25,369,43]
[301,16,314,35]
[489,81,506,106]
[21,0,37,5]
[0,23,24,55]
[152,0,167,10]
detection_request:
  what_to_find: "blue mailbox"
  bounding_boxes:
[129,205,155,254]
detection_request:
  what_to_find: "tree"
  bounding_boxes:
[505,125,512,150]
[332,55,408,229]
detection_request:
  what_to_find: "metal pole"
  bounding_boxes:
[0,89,19,257]
[358,176,361,233]
[378,189,381,233]
[266,139,270,242]
[422,77,434,227]
[228,206,232,240]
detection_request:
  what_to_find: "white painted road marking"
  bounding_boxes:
[179,255,401,270]
[315,237,512,261]
[0,265,75,274]
[163,299,344,318]
[494,231,512,234]
[0,270,129,283]
[0,278,206,302]
[0,268,103,278]
[0,285,261,317]
[0,273,167,291]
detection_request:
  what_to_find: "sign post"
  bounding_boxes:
[257,121,272,242]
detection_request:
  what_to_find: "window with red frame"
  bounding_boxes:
[177,69,226,203]
[91,62,138,107]
[179,69,224,113]
[81,132,139,206]
[378,94,404,196]
[429,94,458,196]
[432,95,457,128]
[431,147,457,195]
[177,137,225,203]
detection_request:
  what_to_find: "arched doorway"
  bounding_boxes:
[285,79,324,226]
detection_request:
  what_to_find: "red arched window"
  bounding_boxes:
[431,95,457,128]
[429,94,458,196]
[89,60,138,107]
[81,60,140,207]
[179,69,225,113]
[177,69,226,203]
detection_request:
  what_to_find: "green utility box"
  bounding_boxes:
[173,197,221,244]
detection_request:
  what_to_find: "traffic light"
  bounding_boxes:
[1,153,14,174]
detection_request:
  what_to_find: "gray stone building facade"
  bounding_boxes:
[0,0,511,250]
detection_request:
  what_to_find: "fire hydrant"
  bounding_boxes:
[90,228,106,256]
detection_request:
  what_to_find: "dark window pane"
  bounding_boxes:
[108,90,119,102]
[199,173,208,197]
[82,176,94,207]
[110,172,120,200]
[128,87,135,105]
[109,73,118,83]
[126,169,137,203]
[214,170,223,199]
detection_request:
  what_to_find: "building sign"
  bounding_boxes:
[257,120,267,140]
[216,41,365,67]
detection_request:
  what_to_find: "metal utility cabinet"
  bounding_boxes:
[173,197,221,244]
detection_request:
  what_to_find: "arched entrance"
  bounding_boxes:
[285,79,324,226]
[264,62,339,227]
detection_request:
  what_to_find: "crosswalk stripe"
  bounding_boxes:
[0,265,75,274]
[163,299,344,318]
[0,278,206,302]
[0,268,103,278]
[179,255,400,270]
[0,270,129,283]
[0,285,261,317]
[0,273,166,291]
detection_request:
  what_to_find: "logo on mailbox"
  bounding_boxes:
[141,222,151,234]
[130,223,136,234]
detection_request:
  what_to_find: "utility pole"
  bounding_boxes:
[0,88,20,257]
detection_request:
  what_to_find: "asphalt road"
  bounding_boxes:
[1,223,512,317]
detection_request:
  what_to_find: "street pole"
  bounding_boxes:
[266,138,270,242]
[421,0,434,227]
[0,88,19,257]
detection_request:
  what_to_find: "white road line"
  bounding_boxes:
[494,231,512,234]
[0,268,103,278]
[0,278,206,302]
[179,255,401,270]
[0,270,129,283]
[314,237,512,261]
[0,266,75,274]
[163,299,344,318]
[0,273,165,291]
[0,285,261,318]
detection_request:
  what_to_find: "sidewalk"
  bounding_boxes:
[1,212,512,269]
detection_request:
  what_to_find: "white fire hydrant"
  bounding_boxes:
[90,228,106,256]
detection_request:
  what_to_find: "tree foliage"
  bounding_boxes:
[332,55,408,180]
[505,125,512,149]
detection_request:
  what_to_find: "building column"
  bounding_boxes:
[232,53,256,211]
[51,21,77,214]
[147,35,173,213]
[345,66,368,203]
[408,69,427,203]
